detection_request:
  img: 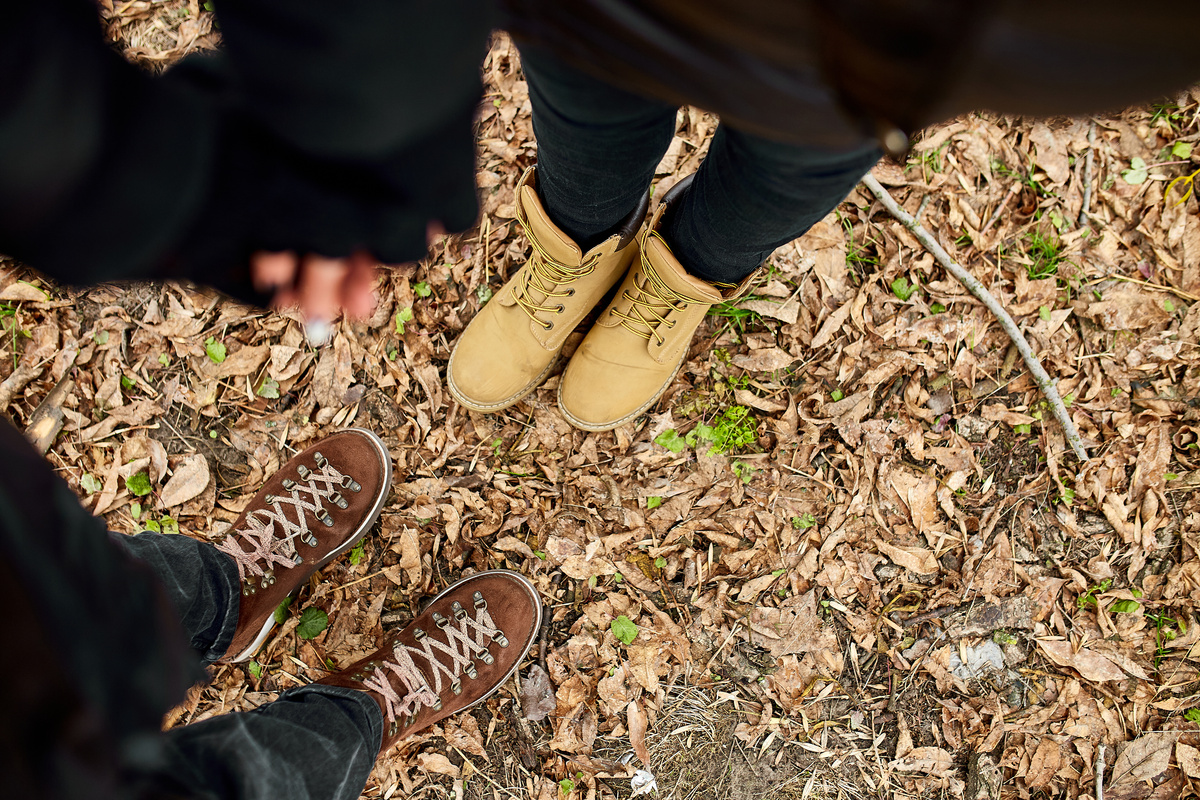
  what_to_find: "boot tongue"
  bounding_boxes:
[642,235,722,303]
[519,184,584,267]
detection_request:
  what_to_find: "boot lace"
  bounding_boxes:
[359,590,508,735]
[215,452,362,593]
[512,199,599,329]
[610,231,704,345]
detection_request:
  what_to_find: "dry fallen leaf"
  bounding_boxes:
[158,454,211,509]
[521,664,556,722]
[1037,640,1130,682]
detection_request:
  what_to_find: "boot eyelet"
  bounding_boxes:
[492,631,509,647]
[314,453,328,468]
[556,305,564,314]
[340,476,361,492]
[282,479,296,491]
[264,494,277,504]
[544,321,554,330]
[452,601,466,621]
[473,591,487,610]
[414,627,427,640]
[465,663,478,680]
[451,679,463,695]
[566,289,576,297]
[433,698,443,711]
[433,612,449,629]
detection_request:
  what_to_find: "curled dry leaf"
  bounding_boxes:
[158,454,211,508]
[521,664,556,722]
[627,699,651,766]
[1037,640,1130,683]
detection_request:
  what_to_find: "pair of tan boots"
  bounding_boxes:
[448,167,750,431]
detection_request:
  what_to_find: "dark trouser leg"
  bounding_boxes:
[0,415,383,800]
[156,685,383,800]
[519,44,881,285]
[519,44,677,249]
[665,126,882,284]
[111,531,240,666]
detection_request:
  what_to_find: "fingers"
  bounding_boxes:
[342,251,380,319]
[293,255,346,325]
[251,251,298,293]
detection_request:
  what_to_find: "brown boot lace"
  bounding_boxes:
[610,231,706,345]
[215,452,363,595]
[356,591,508,736]
[511,200,600,330]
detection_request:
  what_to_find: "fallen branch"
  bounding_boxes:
[861,172,1089,461]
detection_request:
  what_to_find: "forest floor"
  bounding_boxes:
[3,3,1200,798]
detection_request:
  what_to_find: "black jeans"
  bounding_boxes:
[519,45,883,285]
[0,419,382,800]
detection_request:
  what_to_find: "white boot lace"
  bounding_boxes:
[358,591,508,734]
[215,452,362,593]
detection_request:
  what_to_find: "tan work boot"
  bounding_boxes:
[558,176,753,431]
[447,166,648,413]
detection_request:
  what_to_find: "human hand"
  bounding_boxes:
[250,250,379,343]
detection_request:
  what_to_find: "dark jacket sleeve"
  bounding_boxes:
[0,0,492,300]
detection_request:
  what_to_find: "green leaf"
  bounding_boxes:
[413,281,432,298]
[1110,599,1140,614]
[830,389,844,402]
[1186,708,1200,724]
[612,572,624,583]
[144,519,161,533]
[890,276,916,301]
[646,496,663,509]
[1039,305,1051,321]
[257,377,281,399]
[80,473,102,494]
[1165,298,1177,313]
[772,568,787,577]
[157,353,171,367]
[1014,423,1032,435]
[209,429,218,439]
[477,284,494,304]
[930,302,946,314]
[1165,472,1180,481]
[394,307,414,334]
[1121,157,1149,185]
[654,429,687,454]
[121,375,136,391]
[297,607,329,640]
[348,539,366,566]
[274,597,293,625]
[654,556,667,569]
[204,336,227,364]
[93,330,109,345]
[124,472,152,497]
[611,615,638,645]
[248,660,262,679]
[130,502,143,519]
[160,516,179,535]
[791,512,816,529]
[559,778,575,795]
[1172,141,1193,159]
[533,550,547,560]
[202,0,214,10]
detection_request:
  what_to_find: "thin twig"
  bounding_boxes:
[1079,120,1097,228]
[1096,743,1107,800]
[861,173,1089,461]
[980,182,1020,235]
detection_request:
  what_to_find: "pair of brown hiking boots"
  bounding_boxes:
[213,428,541,752]
[447,166,751,431]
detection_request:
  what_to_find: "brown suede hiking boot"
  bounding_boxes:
[447,166,647,413]
[318,570,541,749]
[558,177,753,431]
[215,428,392,662]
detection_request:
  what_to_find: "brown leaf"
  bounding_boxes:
[521,664,556,722]
[415,751,459,778]
[747,590,841,662]
[1177,743,1200,779]
[1037,640,1129,682]
[1025,737,1062,789]
[158,454,211,508]
[1109,733,1177,794]
[627,700,651,766]
[877,541,939,575]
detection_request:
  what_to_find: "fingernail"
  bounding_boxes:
[305,318,332,347]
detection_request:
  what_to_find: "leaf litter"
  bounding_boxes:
[1,5,1199,799]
